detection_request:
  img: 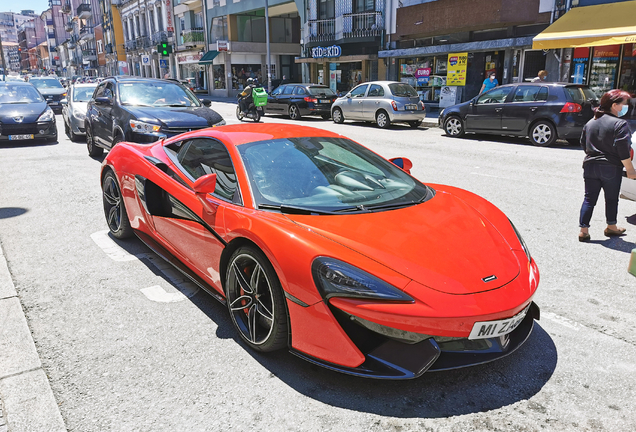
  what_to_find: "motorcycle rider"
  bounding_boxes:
[238,77,257,114]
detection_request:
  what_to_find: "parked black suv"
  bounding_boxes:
[439,83,599,146]
[85,76,225,157]
[266,83,338,120]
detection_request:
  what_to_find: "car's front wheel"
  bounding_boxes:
[444,116,465,137]
[332,107,344,124]
[529,121,557,147]
[225,246,288,352]
[102,170,133,239]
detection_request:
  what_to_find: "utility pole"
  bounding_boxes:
[0,29,7,80]
[265,0,271,91]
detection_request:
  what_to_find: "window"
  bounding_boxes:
[319,0,335,19]
[350,84,368,98]
[174,139,239,202]
[367,84,384,97]
[477,87,511,104]
[512,86,541,103]
[156,6,163,31]
[283,86,294,95]
[536,87,549,102]
[353,0,375,12]
[271,86,284,96]
[194,12,203,29]
[294,86,307,95]
[209,16,227,43]
[94,82,107,98]
[104,83,115,100]
[237,14,266,42]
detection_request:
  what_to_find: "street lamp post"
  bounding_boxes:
[265,0,271,91]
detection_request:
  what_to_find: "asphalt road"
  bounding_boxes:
[0,105,635,432]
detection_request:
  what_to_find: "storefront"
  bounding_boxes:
[176,51,207,92]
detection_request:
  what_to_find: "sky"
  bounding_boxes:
[3,0,51,15]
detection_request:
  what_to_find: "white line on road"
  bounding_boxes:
[90,230,140,262]
[542,311,581,330]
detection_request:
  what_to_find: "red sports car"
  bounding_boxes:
[101,123,540,379]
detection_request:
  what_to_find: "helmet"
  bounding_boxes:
[246,78,255,86]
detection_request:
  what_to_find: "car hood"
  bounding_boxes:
[70,101,88,113]
[127,106,224,127]
[0,102,48,123]
[35,87,66,96]
[285,189,520,295]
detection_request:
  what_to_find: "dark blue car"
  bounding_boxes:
[439,83,598,146]
[0,81,57,143]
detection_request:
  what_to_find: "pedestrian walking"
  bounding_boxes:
[578,89,636,242]
[479,72,498,95]
[531,70,548,82]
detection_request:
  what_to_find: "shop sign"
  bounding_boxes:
[217,40,230,52]
[177,53,203,64]
[415,67,431,85]
[311,45,342,59]
[573,47,589,62]
[165,0,174,33]
[593,45,620,59]
[446,52,467,86]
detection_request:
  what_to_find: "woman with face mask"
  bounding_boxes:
[479,72,498,95]
[578,89,636,242]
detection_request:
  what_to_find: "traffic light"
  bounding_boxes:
[157,42,172,56]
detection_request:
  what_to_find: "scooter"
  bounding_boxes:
[236,97,263,122]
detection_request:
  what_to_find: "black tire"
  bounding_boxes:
[332,107,344,124]
[529,121,557,147]
[225,246,288,352]
[321,114,331,120]
[444,115,465,137]
[376,110,391,129]
[409,120,422,129]
[86,124,103,157]
[68,124,79,142]
[102,170,133,239]
[112,132,123,147]
[253,109,261,122]
[236,105,245,121]
[288,104,301,120]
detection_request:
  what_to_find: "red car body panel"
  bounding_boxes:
[101,123,540,378]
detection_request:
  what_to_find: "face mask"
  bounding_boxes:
[490,76,494,81]
[618,105,628,117]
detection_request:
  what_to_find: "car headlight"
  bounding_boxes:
[510,220,531,262]
[72,107,86,120]
[312,257,413,302]
[214,119,226,127]
[129,119,161,134]
[37,107,54,122]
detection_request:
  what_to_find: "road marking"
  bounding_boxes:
[91,230,200,302]
[542,311,580,330]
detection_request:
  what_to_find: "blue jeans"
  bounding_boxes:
[579,162,623,227]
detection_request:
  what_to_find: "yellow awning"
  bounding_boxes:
[532,1,636,49]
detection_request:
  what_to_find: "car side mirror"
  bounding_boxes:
[95,96,111,105]
[199,98,212,107]
[193,174,218,215]
[346,93,352,98]
[389,157,413,174]
[60,98,68,106]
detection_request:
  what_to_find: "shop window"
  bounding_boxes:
[589,45,620,98]
[232,65,261,90]
[618,43,635,97]
[210,16,227,43]
[213,64,225,90]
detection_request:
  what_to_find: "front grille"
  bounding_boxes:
[0,124,39,136]
[45,94,63,102]
[163,126,207,135]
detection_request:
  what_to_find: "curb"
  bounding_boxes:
[0,242,66,432]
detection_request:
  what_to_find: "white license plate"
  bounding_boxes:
[9,134,34,140]
[405,104,418,110]
[468,305,530,340]
[320,99,330,103]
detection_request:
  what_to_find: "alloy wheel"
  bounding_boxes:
[532,124,553,145]
[332,108,343,124]
[446,117,463,136]
[103,175,123,233]
[289,105,300,120]
[376,111,389,128]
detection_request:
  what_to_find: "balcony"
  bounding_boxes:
[65,19,74,32]
[124,40,136,51]
[77,3,91,20]
[80,26,94,41]
[342,11,384,39]
[181,28,204,47]
[307,19,335,43]
[82,48,97,61]
[151,30,169,44]
[61,1,71,13]
[136,36,151,49]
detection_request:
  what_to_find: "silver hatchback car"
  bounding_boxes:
[61,83,97,141]
[331,81,426,128]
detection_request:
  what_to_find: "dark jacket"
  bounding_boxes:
[581,114,631,167]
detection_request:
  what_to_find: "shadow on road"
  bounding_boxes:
[589,236,636,253]
[0,207,29,219]
[0,139,58,149]
[455,133,580,150]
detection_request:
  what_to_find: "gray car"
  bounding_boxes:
[62,83,97,141]
[331,81,426,128]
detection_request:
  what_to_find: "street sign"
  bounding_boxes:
[159,59,168,68]
[141,55,150,66]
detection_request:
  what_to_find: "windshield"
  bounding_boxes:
[238,137,430,212]
[0,84,44,103]
[118,82,200,107]
[30,79,63,89]
[566,86,598,105]
[388,83,418,97]
[73,85,97,102]
[308,87,336,96]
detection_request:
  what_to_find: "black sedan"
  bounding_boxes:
[0,81,57,143]
[439,83,598,146]
[85,77,225,157]
[29,77,67,114]
[266,83,338,120]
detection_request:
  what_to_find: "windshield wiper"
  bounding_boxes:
[156,104,190,107]
[121,103,153,107]
[258,204,347,215]
[362,201,419,212]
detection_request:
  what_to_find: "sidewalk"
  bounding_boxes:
[0,242,66,432]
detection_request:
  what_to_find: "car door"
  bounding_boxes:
[89,82,108,146]
[464,86,513,132]
[362,84,385,121]
[62,87,72,124]
[268,85,285,112]
[342,84,368,120]
[280,85,295,114]
[100,82,116,147]
[145,137,240,293]
[501,85,547,133]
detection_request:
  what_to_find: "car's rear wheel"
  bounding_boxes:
[376,110,391,129]
[288,104,301,120]
[444,116,465,137]
[102,170,133,239]
[225,246,288,352]
[332,108,344,124]
[86,124,103,157]
[529,121,556,147]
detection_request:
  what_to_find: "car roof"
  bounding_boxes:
[107,76,173,84]
[498,82,588,88]
[0,81,34,86]
[165,123,344,149]
[73,83,98,87]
